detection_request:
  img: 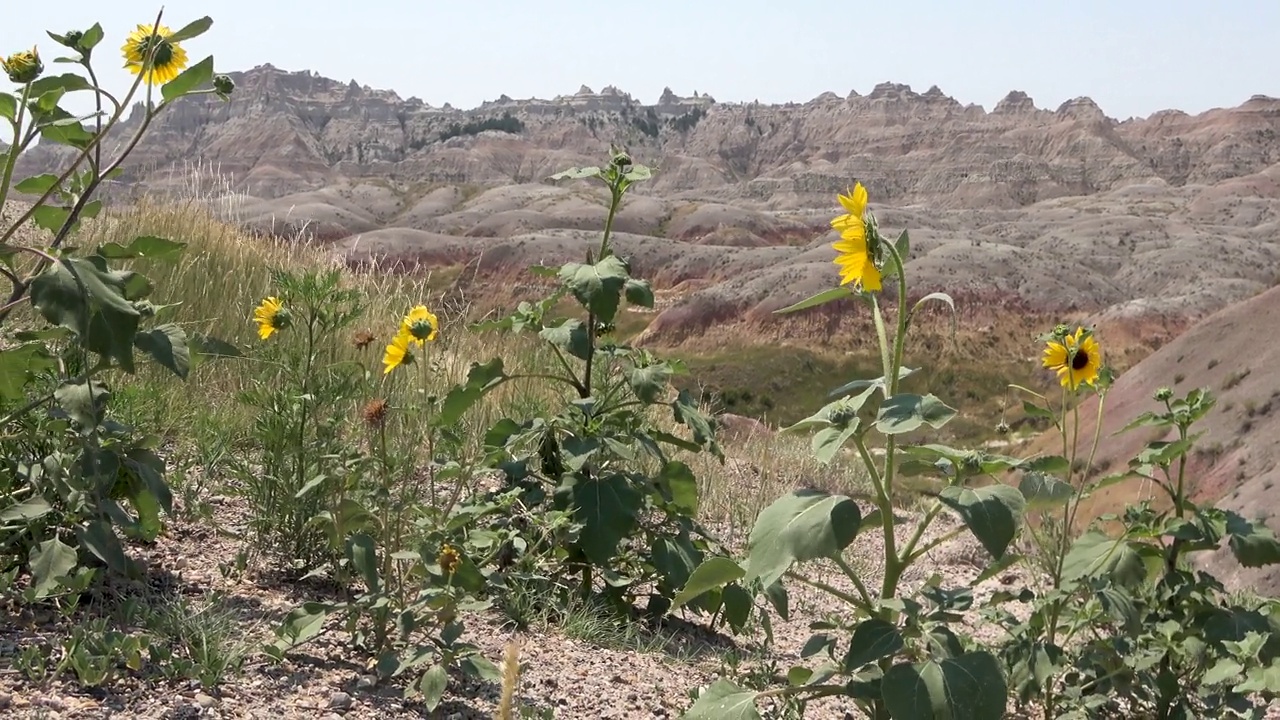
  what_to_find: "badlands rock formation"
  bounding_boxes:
[15,65,1280,340]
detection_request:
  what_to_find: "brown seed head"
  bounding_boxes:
[361,398,389,428]
[353,330,376,350]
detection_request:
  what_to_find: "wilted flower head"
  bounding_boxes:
[1,46,43,84]
[352,330,376,350]
[361,398,389,428]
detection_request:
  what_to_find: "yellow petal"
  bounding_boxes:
[837,182,868,217]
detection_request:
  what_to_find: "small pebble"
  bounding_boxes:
[328,691,354,710]
[195,693,216,709]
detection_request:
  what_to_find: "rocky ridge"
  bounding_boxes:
[19,64,1280,208]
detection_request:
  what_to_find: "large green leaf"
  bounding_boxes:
[167,16,214,43]
[436,358,507,426]
[347,533,380,593]
[1225,511,1280,568]
[936,485,1026,560]
[0,497,54,524]
[881,652,1007,720]
[744,490,861,588]
[0,92,15,122]
[811,419,860,464]
[875,394,957,435]
[418,663,448,712]
[672,557,745,609]
[76,519,133,576]
[572,474,641,566]
[844,618,905,671]
[0,342,57,401]
[1062,531,1158,588]
[54,379,110,428]
[681,679,761,720]
[656,460,698,515]
[539,318,592,360]
[625,362,671,403]
[161,56,215,102]
[559,255,630,323]
[773,286,854,315]
[1018,472,1075,510]
[134,324,190,380]
[97,235,186,261]
[29,538,78,597]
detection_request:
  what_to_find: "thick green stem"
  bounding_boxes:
[0,83,31,215]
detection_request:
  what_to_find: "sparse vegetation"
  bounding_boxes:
[3,11,1280,720]
[440,111,526,141]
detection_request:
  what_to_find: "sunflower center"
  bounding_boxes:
[142,36,174,66]
[409,320,434,339]
[1071,349,1090,371]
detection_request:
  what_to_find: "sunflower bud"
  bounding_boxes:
[213,74,235,98]
[1154,387,1173,402]
[2,47,43,84]
[62,31,85,49]
[611,150,632,170]
[995,421,1010,435]
[1052,324,1071,340]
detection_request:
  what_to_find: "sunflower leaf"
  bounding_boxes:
[874,394,957,435]
[936,485,1026,560]
[774,286,853,314]
[161,56,214,102]
[558,255,629,324]
[167,17,214,44]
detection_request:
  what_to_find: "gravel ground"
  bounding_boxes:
[2,491,1278,719]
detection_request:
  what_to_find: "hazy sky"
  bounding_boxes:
[4,0,1278,119]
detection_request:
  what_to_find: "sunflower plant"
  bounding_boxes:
[679,182,1036,720]
[463,149,727,617]
[0,11,232,599]
[991,367,1280,718]
[263,296,517,709]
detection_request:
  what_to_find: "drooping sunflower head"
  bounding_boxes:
[121,23,188,86]
[252,296,290,341]
[829,182,882,292]
[382,331,416,375]
[400,305,439,345]
[1,46,43,84]
[1042,326,1102,391]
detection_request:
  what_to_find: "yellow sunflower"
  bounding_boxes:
[400,305,439,346]
[829,183,882,292]
[1042,327,1102,390]
[121,23,189,86]
[382,330,416,375]
[252,296,289,340]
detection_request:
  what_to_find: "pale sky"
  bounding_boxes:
[4,0,1278,120]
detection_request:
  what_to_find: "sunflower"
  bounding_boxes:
[829,183,882,292]
[400,305,439,345]
[382,330,416,375]
[121,23,189,86]
[1,46,43,84]
[252,296,290,340]
[1042,327,1103,390]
